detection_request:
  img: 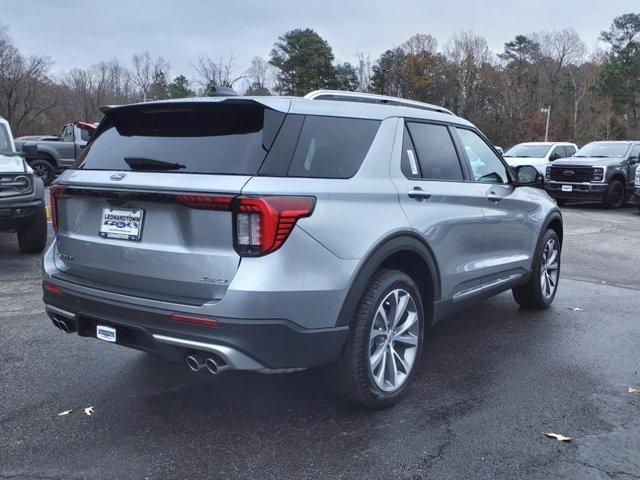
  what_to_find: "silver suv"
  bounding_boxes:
[42,90,563,408]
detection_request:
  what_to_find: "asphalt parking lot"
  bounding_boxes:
[1,202,640,480]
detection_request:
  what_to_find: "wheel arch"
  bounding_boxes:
[542,210,563,248]
[335,233,441,328]
[27,150,57,166]
[609,172,627,185]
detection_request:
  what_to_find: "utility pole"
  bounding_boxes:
[541,106,551,142]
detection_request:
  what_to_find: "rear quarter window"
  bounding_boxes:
[287,116,380,178]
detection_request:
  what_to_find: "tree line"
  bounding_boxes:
[0,13,638,148]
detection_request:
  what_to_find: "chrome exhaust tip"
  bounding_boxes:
[186,354,206,372]
[58,319,74,333]
[205,357,219,374]
[51,315,76,333]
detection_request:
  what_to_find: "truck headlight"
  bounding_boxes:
[14,175,32,193]
[593,167,605,182]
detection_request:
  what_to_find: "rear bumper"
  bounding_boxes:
[0,199,43,231]
[43,285,348,371]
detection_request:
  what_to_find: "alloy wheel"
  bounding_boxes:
[611,183,624,207]
[32,163,52,184]
[540,238,559,300]
[368,288,419,392]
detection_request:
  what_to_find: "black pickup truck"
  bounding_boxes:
[545,141,640,208]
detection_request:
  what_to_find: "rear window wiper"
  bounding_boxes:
[124,157,186,171]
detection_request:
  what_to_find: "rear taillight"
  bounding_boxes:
[49,185,66,232]
[175,194,234,210]
[233,196,316,257]
[43,281,62,296]
[169,313,219,328]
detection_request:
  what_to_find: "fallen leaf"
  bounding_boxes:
[568,307,583,312]
[57,409,73,416]
[629,387,638,394]
[84,406,95,416]
[545,433,571,442]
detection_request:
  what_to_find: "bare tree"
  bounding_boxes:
[534,28,586,70]
[445,30,493,115]
[356,52,372,92]
[131,51,169,101]
[64,59,135,121]
[241,55,276,93]
[401,33,438,56]
[192,53,248,92]
[0,26,59,136]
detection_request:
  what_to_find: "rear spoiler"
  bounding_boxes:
[98,97,292,116]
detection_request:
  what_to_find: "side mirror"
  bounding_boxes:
[515,165,543,188]
[549,153,560,161]
[629,155,639,164]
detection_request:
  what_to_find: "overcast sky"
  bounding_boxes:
[2,0,638,79]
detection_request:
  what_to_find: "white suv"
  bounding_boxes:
[503,142,578,179]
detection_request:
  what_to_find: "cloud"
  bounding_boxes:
[1,0,634,78]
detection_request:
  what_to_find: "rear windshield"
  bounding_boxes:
[76,102,285,175]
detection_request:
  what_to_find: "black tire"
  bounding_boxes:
[17,204,48,254]
[512,229,560,309]
[28,158,56,187]
[555,198,567,207]
[326,269,426,408]
[601,179,625,209]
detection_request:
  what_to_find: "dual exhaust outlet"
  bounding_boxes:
[51,315,76,334]
[186,353,224,375]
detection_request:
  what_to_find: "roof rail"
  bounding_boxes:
[304,90,454,115]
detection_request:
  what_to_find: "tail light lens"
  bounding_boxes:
[49,185,66,232]
[43,281,62,296]
[175,194,234,210]
[233,196,316,256]
[169,313,219,328]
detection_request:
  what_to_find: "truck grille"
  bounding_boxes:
[548,166,594,183]
[0,174,33,197]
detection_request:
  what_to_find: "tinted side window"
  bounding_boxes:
[401,126,421,179]
[0,125,11,153]
[456,128,508,184]
[629,144,640,159]
[565,145,576,156]
[406,122,462,181]
[62,126,74,142]
[550,146,565,159]
[287,116,380,178]
[80,129,91,142]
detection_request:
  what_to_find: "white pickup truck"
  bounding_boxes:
[0,115,47,253]
[503,142,578,181]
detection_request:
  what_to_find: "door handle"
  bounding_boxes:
[487,191,502,202]
[408,187,431,199]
